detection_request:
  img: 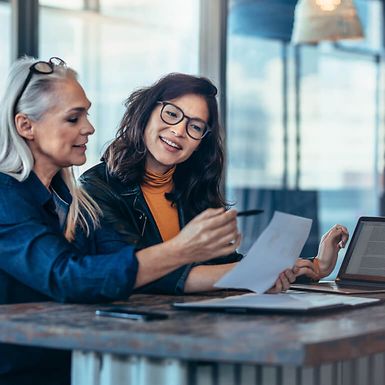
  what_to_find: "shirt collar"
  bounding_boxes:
[27,171,72,207]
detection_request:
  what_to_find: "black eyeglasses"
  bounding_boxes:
[157,101,211,140]
[13,57,66,117]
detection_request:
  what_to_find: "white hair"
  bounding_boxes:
[0,56,100,240]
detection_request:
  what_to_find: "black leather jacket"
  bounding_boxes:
[79,162,242,294]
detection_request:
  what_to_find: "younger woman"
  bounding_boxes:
[80,73,348,294]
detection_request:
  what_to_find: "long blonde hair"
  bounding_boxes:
[0,56,100,241]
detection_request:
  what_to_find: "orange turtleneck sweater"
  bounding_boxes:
[141,167,180,241]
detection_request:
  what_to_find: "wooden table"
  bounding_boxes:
[1,292,385,385]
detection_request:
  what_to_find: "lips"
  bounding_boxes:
[73,143,87,150]
[159,136,182,150]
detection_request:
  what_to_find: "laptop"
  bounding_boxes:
[291,216,385,294]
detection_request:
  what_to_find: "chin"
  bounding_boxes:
[71,157,87,166]
[158,154,184,166]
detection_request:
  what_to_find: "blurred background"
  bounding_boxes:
[1,0,384,277]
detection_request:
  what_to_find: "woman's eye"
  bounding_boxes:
[67,117,79,124]
[190,124,204,133]
[166,111,178,119]
[166,111,178,118]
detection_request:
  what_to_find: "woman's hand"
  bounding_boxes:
[168,208,241,264]
[294,224,349,281]
[316,224,349,278]
[135,208,240,289]
[267,268,296,293]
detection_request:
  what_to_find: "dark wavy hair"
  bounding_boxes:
[103,72,226,217]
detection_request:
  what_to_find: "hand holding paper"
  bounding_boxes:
[214,211,312,293]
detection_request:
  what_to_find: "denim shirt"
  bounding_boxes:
[0,170,139,382]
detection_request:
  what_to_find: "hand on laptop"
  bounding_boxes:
[316,224,349,278]
[293,224,349,281]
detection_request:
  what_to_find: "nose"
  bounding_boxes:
[170,119,187,137]
[80,119,95,136]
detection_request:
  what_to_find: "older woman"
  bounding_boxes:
[80,73,349,294]
[0,58,241,384]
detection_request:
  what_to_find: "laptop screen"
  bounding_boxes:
[339,217,385,282]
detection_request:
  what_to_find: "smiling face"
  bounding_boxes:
[144,93,209,174]
[23,77,94,178]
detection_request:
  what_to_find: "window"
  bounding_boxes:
[226,0,384,277]
[39,0,200,167]
[300,46,380,226]
[0,1,11,92]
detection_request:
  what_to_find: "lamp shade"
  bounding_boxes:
[292,0,364,44]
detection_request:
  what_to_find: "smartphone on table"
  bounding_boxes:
[95,307,169,321]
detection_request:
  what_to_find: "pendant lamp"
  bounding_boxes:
[292,0,364,44]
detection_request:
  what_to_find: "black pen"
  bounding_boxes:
[236,209,264,217]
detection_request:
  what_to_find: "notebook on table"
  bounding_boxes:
[291,216,385,294]
[173,291,381,314]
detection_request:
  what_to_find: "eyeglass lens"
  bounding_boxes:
[33,62,53,74]
[33,57,65,74]
[161,103,207,139]
[50,57,66,66]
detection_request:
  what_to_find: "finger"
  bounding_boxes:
[269,278,282,293]
[283,269,296,283]
[322,224,343,241]
[223,232,242,248]
[215,233,242,257]
[209,220,238,240]
[207,226,239,250]
[201,210,238,231]
[279,273,290,291]
[204,227,238,248]
[332,224,348,236]
[329,225,349,248]
[295,266,319,280]
[294,258,314,270]
[339,227,349,247]
[293,260,315,276]
[196,207,225,219]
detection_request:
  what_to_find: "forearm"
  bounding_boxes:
[134,208,241,290]
[183,263,237,293]
[134,239,188,289]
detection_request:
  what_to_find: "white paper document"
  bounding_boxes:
[214,211,312,293]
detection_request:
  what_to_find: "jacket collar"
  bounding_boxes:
[26,171,72,208]
[109,172,189,229]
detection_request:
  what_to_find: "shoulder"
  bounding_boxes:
[79,162,108,185]
[79,163,113,196]
[0,172,21,188]
[79,163,127,209]
[79,162,138,199]
[0,172,38,197]
[0,173,41,222]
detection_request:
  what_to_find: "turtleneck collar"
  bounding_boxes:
[142,166,176,193]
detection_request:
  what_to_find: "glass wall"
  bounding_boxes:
[300,46,380,227]
[39,0,200,168]
[226,0,384,276]
[0,1,11,92]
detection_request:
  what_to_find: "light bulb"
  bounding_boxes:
[315,0,342,11]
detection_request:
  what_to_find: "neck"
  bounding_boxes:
[145,156,174,175]
[33,163,60,190]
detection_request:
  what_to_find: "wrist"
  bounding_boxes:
[315,256,330,279]
[164,237,188,264]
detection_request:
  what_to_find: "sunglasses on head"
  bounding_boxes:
[13,57,66,117]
